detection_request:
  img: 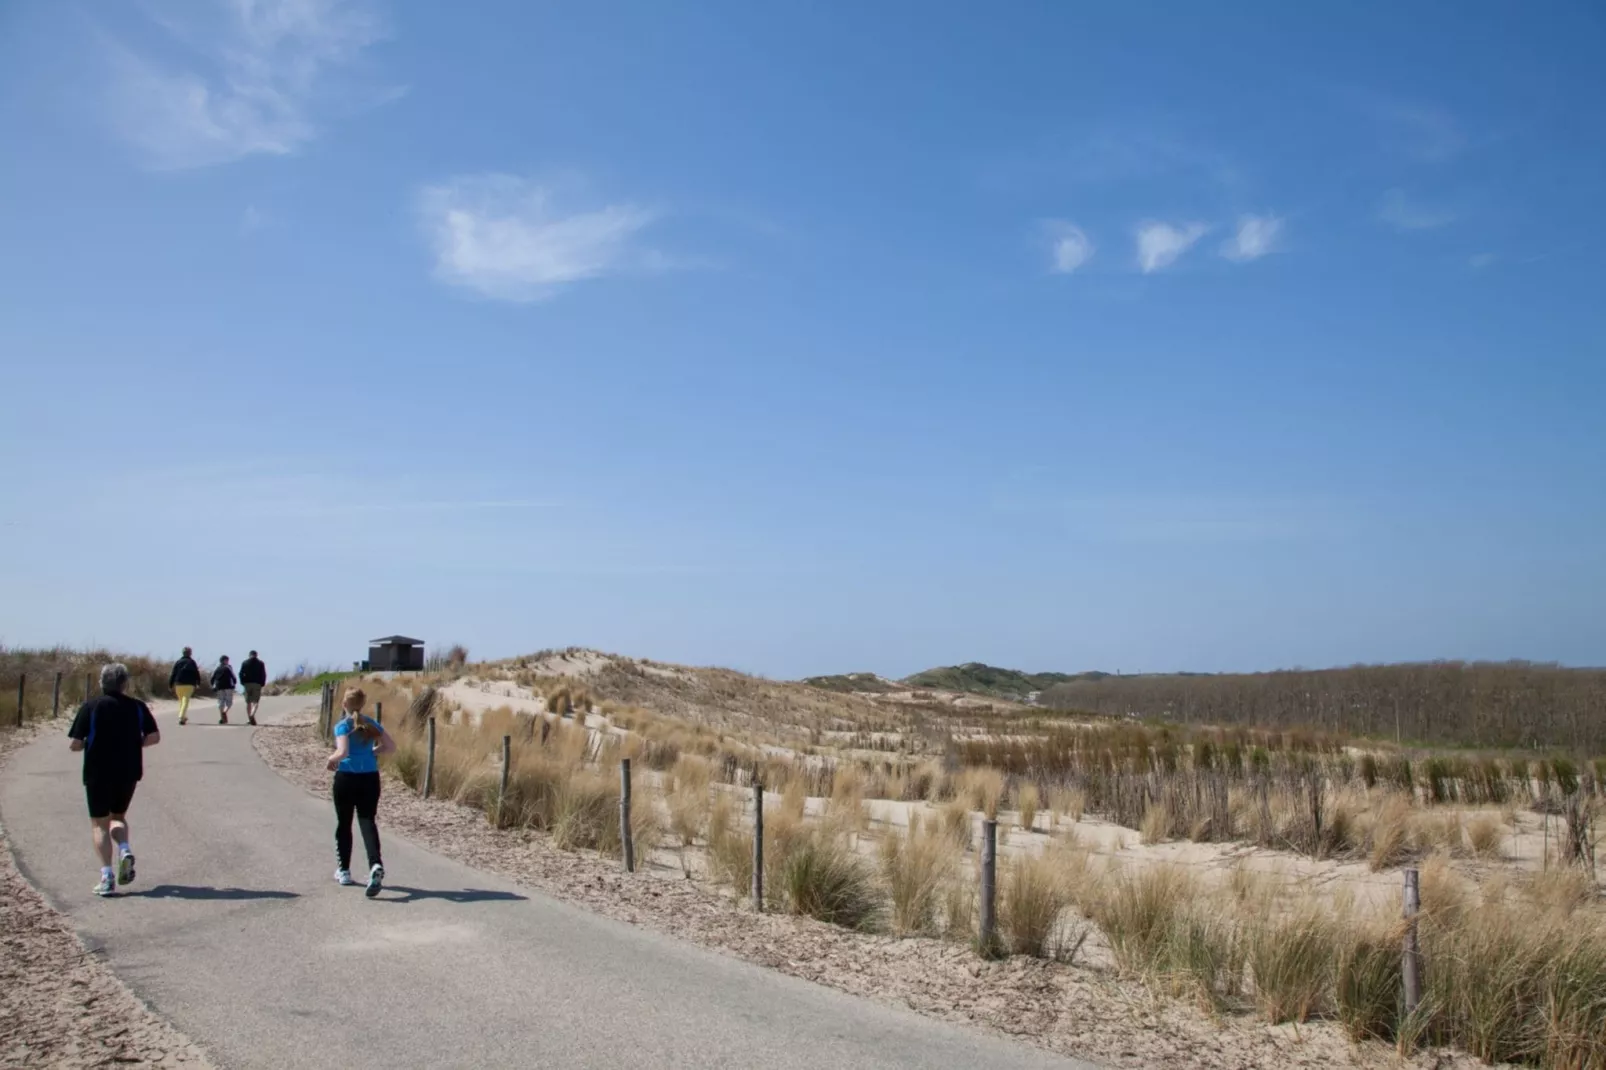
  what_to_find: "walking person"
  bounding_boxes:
[239,650,267,726]
[210,655,237,725]
[326,688,394,897]
[169,646,201,726]
[69,663,160,896]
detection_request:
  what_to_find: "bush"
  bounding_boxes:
[1335,921,1402,1042]
[999,849,1081,959]
[782,832,881,930]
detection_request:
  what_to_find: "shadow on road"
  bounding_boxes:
[377,885,527,905]
[132,884,301,901]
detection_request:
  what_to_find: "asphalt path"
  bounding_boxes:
[2,693,1095,1070]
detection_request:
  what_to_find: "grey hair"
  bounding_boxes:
[100,662,130,693]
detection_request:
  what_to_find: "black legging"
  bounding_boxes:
[332,771,382,871]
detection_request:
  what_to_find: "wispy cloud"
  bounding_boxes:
[1220,214,1283,263]
[1045,221,1094,274]
[1351,92,1465,162]
[104,0,391,170]
[1469,252,1498,269]
[1135,221,1208,274]
[1378,187,1456,231]
[418,174,662,302]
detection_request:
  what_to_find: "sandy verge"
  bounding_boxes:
[0,721,215,1070]
[252,722,1483,1070]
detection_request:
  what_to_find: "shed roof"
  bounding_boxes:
[369,635,425,646]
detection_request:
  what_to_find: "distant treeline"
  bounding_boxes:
[1038,661,1606,753]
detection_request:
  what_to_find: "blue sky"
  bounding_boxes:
[2,1,1603,679]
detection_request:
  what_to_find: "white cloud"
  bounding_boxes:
[105,0,389,170]
[418,175,660,302]
[1378,188,1456,231]
[1135,221,1208,274]
[1220,214,1283,262]
[1046,222,1094,274]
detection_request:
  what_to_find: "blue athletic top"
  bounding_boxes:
[334,716,381,774]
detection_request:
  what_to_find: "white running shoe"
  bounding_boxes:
[334,868,354,886]
[365,863,384,898]
[93,873,116,897]
[117,850,135,887]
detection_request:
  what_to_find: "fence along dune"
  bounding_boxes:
[310,653,1606,1070]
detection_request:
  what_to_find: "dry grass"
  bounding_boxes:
[999,842,1085,960]
[1466,813,1505,859]
[878,817,961,936]
[958,768,1005,819]
[1366,793,1415,871]
[1049,785,1085,824]
[1246,905,1338,1024]
[1017,783,1041,831]
[1140,802,1173,845]
[781,829,881,931]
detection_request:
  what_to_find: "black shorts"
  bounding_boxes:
[85,779,137,819]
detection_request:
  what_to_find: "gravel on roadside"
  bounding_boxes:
[0,722,215,1070]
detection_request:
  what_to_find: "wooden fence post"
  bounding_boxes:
[751,780,765,911]
[15,674,24,728]
[375,701,383,727]
[52,672,62,719]
[497,735,511,828]
[423,715,437,799]
[1402,867,1422,1016]
[979,817,1000,957]
[620,758,635,873]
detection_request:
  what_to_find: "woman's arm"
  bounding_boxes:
[326,733,350,771]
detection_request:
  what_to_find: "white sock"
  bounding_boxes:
[101,865,114,879]
[118,841,131,856]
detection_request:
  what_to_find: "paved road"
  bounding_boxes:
[2,694,1093,1070]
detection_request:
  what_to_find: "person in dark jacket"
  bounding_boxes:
[210,656,237,725]
[169,647,201,726]
[239,650,267,726]
[70,662,160,896]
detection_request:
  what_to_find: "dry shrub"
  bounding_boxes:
[937,798,972,848]
[1466,813,1504,859]
[1419,851,1469,927]
[1050,785,1085,823]
[1524,866,1595,917]
[1247,905,1337,1024]
[828,766,868,832]
[1017,783,1041,831]
[1140,802,1173,845]
[668,756,712,846]
[545,687,572,715]
[706,793,753,894]
[958,768,1005,819]
[878,817,961,936]
[1368,793,1415,871]
[781,829,881,930]
[781,776,808,821]
[1415,811,1465,857]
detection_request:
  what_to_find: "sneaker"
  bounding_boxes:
[178,717,187,726]
[365,863,384,898]
[334,868,354,886]
[247,715,257,726]
[219,715,228,725]
[117,851,135,887]
[93,874,115,897]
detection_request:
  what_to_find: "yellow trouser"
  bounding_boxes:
[175,685,195,720]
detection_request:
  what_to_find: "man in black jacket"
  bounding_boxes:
[70,663,160,896]
[210,656,237,726]
[169,646,201,726]
[239,650,267,726]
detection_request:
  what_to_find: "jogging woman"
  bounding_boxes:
[325,688,394,897]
